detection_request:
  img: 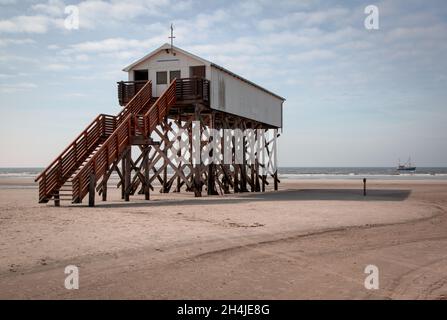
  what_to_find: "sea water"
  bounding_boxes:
[1,167,447,180]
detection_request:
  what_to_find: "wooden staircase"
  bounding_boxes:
[71,80,176,203]
[36,80,154,204]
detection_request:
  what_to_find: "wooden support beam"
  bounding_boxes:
[232,132,240,193]
[193,165,202,197]
[176,119,182,193]
[207,163,218,195]
[240,165,248,192]
[234,165,240,193]
[223,168,231,194]
[54,191,60,207]
[207,113,218,196]
[240,122,249,193]
[273,129,278,191]
[144,147,150,200]
[274,171,279,191]
[193,105,203,197]
[255,161,260,192]
[102,179,107,201]
[124,147,131,202]
[89,172,95,207]
[121,157,125,200]
[161,120,169,193]
[250,164,255,192]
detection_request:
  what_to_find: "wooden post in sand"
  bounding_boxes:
[363,178,367,196]
[144,148,150,200]
[193,105,202,197]
[176,118,182,193]
[274,171,278,191]
[54,191,60,207]
[121,157,126,200]
[124,147,131,202]
[207,113,218,196]
[88,172,95,207]
[240,136,248,192]
[273,129,278,191]
[102,180,107,201]
[233,135,240,193]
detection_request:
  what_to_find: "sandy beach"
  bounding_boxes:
[0,177,446,299]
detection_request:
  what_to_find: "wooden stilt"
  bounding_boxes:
[144,148,150,200]
[273,129,278,191]
[240,136,248,192]
[274,171,278,191]
[176,123,182,193]
[102,179,107,201]
[54,191,60,207]
[207,113,218,196]
[121,157,125,200]
[161,120,168,193]
[250,164,255,192]
[207,163,218,195]
[231,133,238,193]
[162,152,168,193]
[193,166,202,197]
[234,166,240,193]
[88,172,95,207]
[193,105,202,197]
[124,147,131,202]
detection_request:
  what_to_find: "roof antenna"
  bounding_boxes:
[169,23,176,55]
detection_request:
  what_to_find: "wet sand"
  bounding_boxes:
[0,177,446,299]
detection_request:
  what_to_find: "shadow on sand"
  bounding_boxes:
[92,188,412,209]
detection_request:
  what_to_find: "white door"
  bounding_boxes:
[155,70,168,97]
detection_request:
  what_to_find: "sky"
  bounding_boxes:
[0,0,446,167]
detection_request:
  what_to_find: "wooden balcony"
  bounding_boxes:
[118,78,209,107]
[175,77,209,103]
[117,80,148,106]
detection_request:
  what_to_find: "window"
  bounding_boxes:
[169,70,181,82]
[156,71,167,84]
[190,65,206,78]
[134,69,148,81]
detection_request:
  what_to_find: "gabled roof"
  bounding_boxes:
[123,43,285,101]
[123,43,211,72]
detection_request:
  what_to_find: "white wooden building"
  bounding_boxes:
[123,43,285,128]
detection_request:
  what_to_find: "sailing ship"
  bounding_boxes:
[397,157,416,172]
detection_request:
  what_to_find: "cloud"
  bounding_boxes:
[0,82,37,93]
[43,63,69,71]
[0,72,31,78]
[0,54,38,63]
[1,0,173,33]
[288,49,337,62]
[67,38,155,53]
[31,0,172,29]
[257,8,351,31]
[31,0,65,17]
[0,15,61,33]
[60,36,170,64]
[193,9,229,29]
[0,38,35,46]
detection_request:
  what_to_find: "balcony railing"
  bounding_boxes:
[117,80,148,106]
[117,78,209,107]
[175,77,209,102]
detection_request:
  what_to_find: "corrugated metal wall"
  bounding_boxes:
[210,66,283,128]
